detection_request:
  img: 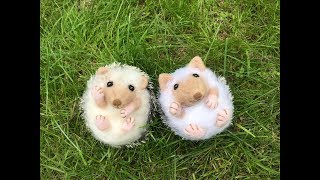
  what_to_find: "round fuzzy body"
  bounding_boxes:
[159,66,234,141]
[80,63,152,147]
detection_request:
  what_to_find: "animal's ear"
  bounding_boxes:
[96,67,108,75]
[188,56,206,71]
[158,73,172,91]
[140,75,149,90]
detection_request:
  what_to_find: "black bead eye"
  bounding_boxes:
[193,73,199,77]
[174,84,179,90]
[128,85,135,91]
[107,81,113,87]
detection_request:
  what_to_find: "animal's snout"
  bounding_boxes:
[193,92,202,100]
[113,99,122,107]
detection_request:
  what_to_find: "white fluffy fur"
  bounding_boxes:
[80,63,151,147]
[159,66,234,140]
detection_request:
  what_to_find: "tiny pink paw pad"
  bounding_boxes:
[205,95,218,109]
[184,124,206,139]
[169,102,183,117]
[122,117,135,132]
[120,109,129,118]
[91,86,105,102]
[95,115,110,131]
[216,109,230,127]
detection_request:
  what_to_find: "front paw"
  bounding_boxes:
[122,117,135,132]
[205,94,218,109]
[120,108,130,118]
[91,86,105,102]
[216,109,230,127]
[169,102,183,118]
[95,115,110,131]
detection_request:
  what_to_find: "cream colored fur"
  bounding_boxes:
[80,63,151,147]
[158,57,234,141]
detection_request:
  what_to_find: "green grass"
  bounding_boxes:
[40,0,280,179]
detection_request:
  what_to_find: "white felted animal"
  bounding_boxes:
[158,56,234,141]
[80,63,152,147]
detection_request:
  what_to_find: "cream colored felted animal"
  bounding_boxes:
[80,63,153,147]
[158,56,234,141]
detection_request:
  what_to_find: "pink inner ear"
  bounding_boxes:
[141,76,149,89]
[97,67,108,75]
[188,56,206,71]
[159,74,172,91]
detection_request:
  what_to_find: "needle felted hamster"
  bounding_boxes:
[80,63,153,147]
[158,56,234,141]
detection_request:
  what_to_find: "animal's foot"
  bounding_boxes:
[91,86,105,104]
[122,117,135,132]
[169,102,184,118]
[95,115,110,131]
[120,109,129,118]
[120,105,134,118]
[184,124,206,139]
[216,109,230,127]
[205,94,218,109]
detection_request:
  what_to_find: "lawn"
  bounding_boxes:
[40,0,280,179]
